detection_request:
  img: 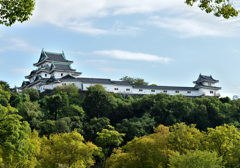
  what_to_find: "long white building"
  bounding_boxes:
[20,50,221,97]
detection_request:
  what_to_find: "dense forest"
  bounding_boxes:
[1,80,240,168]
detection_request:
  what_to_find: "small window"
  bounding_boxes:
[151,90,155,92]
[187,91,191,94]
[114,88,118,90]
[210,91,214,94]
[163,90,167,93]
[45,74,47,77]
[175,91,179,93]
[61,73,63,76]
[139,89,143,92]
[126,89,130,91]
[62,83,66,86]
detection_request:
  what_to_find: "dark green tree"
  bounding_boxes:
[82,85,117,118]
[22,88,39,102]
[120,76,148,85]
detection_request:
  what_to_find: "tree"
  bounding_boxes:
[116,113,156,143]
[43,92,69,120]
[39,130,99,168]
[168,150,224,168]
[185,0,238,19]
[0,0,35,26]
[83,117,111,142]
[96,126,125,168]
[120,76,148,85]
[55,84,82,105]
[107,125,175,168]
[17,101,42,130]
[82,85,117,118]
[0,88,34,166]
[23,88,39,102]
[204,124,240,167]
[167,123,204,154]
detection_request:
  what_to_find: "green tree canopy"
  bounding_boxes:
[120,76,149,85]
[82,85,117,118]
[168,150,224,168]
[185,0,238,19]
[0,0,35,26]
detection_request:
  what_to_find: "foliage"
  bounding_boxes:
[55,84,82,105]
[185,0,238,19]
[0,88,33,166]
[0,0,35,26]
[204,124,240,167]
[168,150,224,168]
[23,88,40,101]
[39,130,98,168]
[83,117,111,142]
[17,101,42,130]
[120,76,149,85]
[82,85,117,118]
[116,113,156,143]
[96,126,125,168]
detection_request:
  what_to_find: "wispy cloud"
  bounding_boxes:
[95,50,172,63]
[0,38,36,52]
[12,68,31,74]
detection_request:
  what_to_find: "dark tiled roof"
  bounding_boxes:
[50,63,75,72]
[78,77,112,84]
[194,83,221,90]
[133,85,197,91]
[34,50,73,65]
[112,80,132,86]
[194,74,219,83]
[46,76,60,83]
[21,81,30,87]
[45,52,69,62]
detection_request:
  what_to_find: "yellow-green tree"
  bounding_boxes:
[204,124,240,167]
[96,126,125,168]
[0,87,35,167]
[106,125,175,168]
[168,150,224,168]
[167,123,205,154]
[39,130,98,168]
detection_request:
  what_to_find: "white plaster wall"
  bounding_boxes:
[51,72,69,78]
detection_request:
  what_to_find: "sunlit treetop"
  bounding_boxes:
[185,0,239,19]
[0,0,35,26]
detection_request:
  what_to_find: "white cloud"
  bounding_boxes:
[0,38,36,52]
[12,68,31,74]
[24,0,240,37]
[95,50,172,63]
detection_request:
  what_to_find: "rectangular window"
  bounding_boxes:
[175,91,179,93]
[126,89,130,91]
[61,73,63,76]
[187,91,191,94]
[151,90,155,92]
[45,74,47,77]
[62,83,66,86]
[139,89,143,91]
[114,88,118,90]
[163,90,167,93]
[210,91,214,94]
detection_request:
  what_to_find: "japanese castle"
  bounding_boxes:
[20,50,221,97]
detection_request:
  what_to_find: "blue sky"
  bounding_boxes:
[1,0,240,98]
